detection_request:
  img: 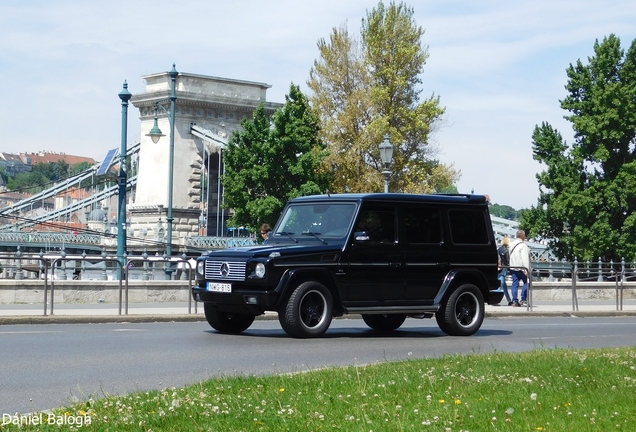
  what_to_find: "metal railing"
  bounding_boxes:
[3,252,634,315]
[0,251,196,316]
[527,258,632,311]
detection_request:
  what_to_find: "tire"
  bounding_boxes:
[435,284,484,336]
[362,314,407,331]
[204,303,255,334]
[279,281,333,338]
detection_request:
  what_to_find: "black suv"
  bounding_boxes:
[193,193,503,338]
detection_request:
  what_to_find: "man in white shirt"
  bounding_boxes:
[509,229,530,307]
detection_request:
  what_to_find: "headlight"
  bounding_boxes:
[255,263,266,278]
[196,260,205,276]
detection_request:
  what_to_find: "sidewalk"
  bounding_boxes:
[1,300,635,325]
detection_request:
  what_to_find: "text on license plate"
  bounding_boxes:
[206,282,232,293]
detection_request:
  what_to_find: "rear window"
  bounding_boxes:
[448,209,489,245]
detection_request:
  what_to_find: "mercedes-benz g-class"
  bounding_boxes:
[192,193,503,338]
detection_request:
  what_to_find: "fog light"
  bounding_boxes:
[244,296,258,305]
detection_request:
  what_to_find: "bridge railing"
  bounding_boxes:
[2,251,634,315]
[0,251,196,316]
[0,232,256,252]
[524,258,633,311]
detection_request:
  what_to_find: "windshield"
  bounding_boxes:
[274,203,356,239]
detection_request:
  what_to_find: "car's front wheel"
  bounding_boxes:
[204,303,255,334]
[436,284,484,336]
[362,314,407,331]
[279,281,333,338]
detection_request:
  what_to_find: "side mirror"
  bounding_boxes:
[354,231,370,242]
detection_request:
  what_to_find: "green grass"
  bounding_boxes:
[2,347,635,431]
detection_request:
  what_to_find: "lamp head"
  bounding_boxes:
[379,134,394,166]
[146,115,165,144]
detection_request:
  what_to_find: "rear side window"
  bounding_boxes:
[448,209,489,245]
[404,207,442,244]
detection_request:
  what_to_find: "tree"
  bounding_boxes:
[222,84,330,231]
[521,35,636,261]
[308,1,458,193]
[53,160,70,181]
[7,163,52,192]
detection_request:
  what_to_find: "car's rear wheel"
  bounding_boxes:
[361,314,407,331]
[204,303,255,334]
[436,283,484,336]
[279,281,333,338]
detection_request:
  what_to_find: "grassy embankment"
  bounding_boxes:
[2,347,635,431]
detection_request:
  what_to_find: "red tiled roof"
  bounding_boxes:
[19,152,96,166]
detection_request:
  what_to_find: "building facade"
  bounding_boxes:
[129,70,282,245]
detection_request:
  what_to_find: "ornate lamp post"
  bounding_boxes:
[146,64,178,261]
[117,81,132,278]
[379,134,394,193]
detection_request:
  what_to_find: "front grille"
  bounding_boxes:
[204,260,246,281]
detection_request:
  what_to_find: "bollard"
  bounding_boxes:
[81,250,87,280]
[142,249,149,281]
[60,249,67,280]
[101,248,108,281]
[621,258,626,282]
[180,252,188,280]
[15,246,23,280]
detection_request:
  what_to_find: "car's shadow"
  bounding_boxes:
[204,326,512,339]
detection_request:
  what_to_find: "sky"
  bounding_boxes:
[1,0,635,210]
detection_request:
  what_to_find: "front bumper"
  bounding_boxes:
[192,285,280,314]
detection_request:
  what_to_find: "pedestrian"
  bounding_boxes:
[509,229,531,307]
[497,236,512,305]
[260,223,272,244]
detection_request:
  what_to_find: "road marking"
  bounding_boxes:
[111,329,148,332]
[0,331,63,334]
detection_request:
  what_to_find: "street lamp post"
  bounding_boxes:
[146,64,178,266]
[118,81,132,278]
[379,134,394,193]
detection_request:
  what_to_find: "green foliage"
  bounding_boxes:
[0,167,8,186]
[4,160,94,193]
[490,203,520,220]
[308,1,458,194]
[7,163,52,191]
[72,161,94,175]
[222,84,330,231]
[521,35,636,261]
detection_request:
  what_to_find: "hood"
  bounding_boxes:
[200,242,344,259]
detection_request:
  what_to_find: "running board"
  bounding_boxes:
[345,305,438,315]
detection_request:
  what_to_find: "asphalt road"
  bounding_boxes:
[1,316,635,414]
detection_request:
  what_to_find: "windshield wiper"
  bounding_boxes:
[302,232,327,245]
[276,231,298,243]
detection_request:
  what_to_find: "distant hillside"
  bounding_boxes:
[490,203,520,221]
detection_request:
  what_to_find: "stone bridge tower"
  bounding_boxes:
[130,70,281,246]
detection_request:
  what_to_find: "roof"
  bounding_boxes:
[19,152,96,166]
[289,193,490,205]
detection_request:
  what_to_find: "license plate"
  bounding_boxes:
[206,282,232,293]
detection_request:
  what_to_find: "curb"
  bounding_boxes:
[1,310,635,325]
[485,310,636,318]
[0,314,207,325]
